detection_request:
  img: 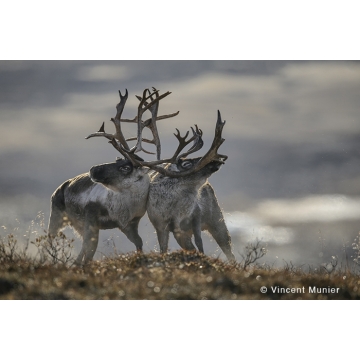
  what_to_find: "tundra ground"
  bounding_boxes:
[1,234,359,300]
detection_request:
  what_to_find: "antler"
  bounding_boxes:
[85,89,130,150]
[190,110,228,167]
[85,87,179,163]
[121,87,179,160]
[124,110,227,178]
[85,88,227,178]
[176,124,204,160]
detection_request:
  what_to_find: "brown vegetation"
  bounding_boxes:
[1,232,359,300]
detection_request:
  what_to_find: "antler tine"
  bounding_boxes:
[126,87,178,159]
[171,128,191,161]
[110,89,129,150]
[138,87,161,159]
[122,125,201,172]
[194,110,227,166]
[122,87,179,159]
[129,110,228,178]
[86,87,181,167]
[86,89,133,162]
[155,125,202,164]
[126,88,156,156]
[121,127,197,168]
[85,122,115,141]
[142,88,172,113]
[115,89,128,120]
[86,87,179,167]
[177,124,204,160]
[85,121,140,166]
[147,87,161,160]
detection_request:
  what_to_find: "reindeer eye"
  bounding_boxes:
[181,160,193,169]
[119,165,131,172]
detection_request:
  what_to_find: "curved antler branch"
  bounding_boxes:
[86,122,116,141]
[128,110,227,177]
[177,125,204,160]
[112,89,129,149]
[85,87,179,163]
[129,87,176,159]
[191,110,227,168]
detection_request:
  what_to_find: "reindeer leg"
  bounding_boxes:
[121,217,143,251]
[68,226,84,266]
[81,223,100,264]
[192,224,203,253]
[74,247,85,266]
[48,206,66,239]
[207,222,235,261]
[200,185,235,261]
[48,180,70,239]
[156,227,170,253]
[192,207,204,253]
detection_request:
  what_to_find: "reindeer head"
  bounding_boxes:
[168,155,226,179]
[165,114,228,180]
[89,157,150,192]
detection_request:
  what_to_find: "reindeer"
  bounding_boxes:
[145,112,235,261]
[100,99,236,261]
[48,87,179,265]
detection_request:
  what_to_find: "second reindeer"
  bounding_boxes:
[146,112,235,261]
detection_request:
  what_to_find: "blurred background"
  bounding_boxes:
[1,60,360,267]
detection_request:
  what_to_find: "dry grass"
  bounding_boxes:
[1,235,360,299]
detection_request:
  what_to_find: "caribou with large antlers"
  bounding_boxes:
[144,112,235,261]
[87,90,235,261]
[48,87,178,265]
